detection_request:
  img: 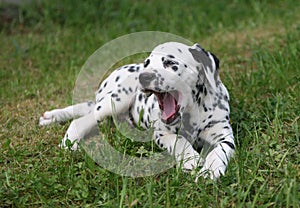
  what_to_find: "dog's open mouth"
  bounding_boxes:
[144,90,182,124]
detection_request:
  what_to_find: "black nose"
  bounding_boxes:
[139,72,156,87]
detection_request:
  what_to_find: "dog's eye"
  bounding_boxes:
[163,59,178,68]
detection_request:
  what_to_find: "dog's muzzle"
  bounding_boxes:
[139,72,156,88]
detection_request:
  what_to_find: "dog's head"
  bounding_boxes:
[139,42,220,124]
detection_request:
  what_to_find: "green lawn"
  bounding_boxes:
[1,0,299,207]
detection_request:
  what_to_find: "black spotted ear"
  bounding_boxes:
[210,52,219,70]
[194,43,203,50]
[189,43,220,93]
[193,43,209,56]
[193,43,219,70]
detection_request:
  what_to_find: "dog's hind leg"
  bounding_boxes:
[39,101,95,126]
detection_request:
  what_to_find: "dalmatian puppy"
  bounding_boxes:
[39,42,235,180]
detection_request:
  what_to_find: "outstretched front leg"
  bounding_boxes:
[42,64,141,150]
[61,80,138,150]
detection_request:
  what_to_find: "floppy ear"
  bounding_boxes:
[210,52,219,70]
[189,43,220,93]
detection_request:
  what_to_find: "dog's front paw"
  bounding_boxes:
[39,111,56,126]
[196,163,226,181]
[177,149,201,171]
[60,121,81,151]
[60,134,79,151]
[195,154,227,181]
[182,156,200,171]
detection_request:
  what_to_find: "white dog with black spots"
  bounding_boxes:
[39,42,235,180]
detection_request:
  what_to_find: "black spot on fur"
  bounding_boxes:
[198,84,204,93]
[144,59,150,68]
[222,141,235,149]
[115,76,120,82]
[203,120,227,130]
[213,133,224,141]
[172,66,178,71]
[128,66,136,72]
[122,88,128,94]
[203,104,208,112]
[97,106,101,111]
[138,94,143,102]
[97,97,104,102]
[224,95,229,101]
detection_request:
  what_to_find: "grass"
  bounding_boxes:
[1,0,299,207]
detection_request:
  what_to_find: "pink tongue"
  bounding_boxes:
[162,93,176,120]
